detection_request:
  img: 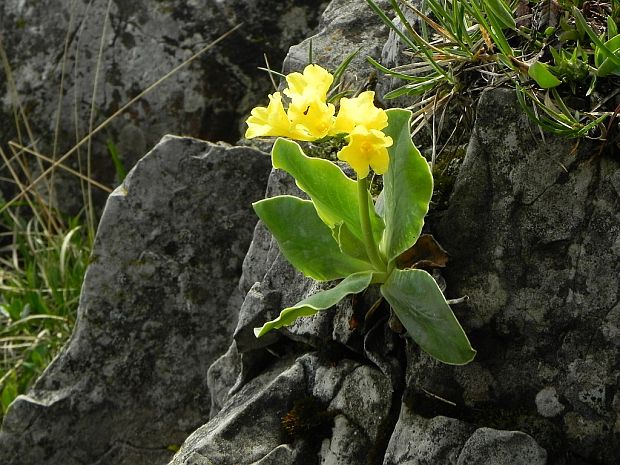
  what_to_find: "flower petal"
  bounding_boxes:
[245,92,292,138]
[337,126,393,178]
[288,95,335,141]
[284,64,333,101]
[332,91,388,135]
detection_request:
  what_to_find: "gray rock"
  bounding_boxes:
[170,353,392,465]
[0,137,272,465]
[283,0,390,85]
[402,88,620,463]
[233,281,281,353]
[170,356,309,465]
[206,341,242,418]
[0,0,326,211]
[240,168,306,296]
[456,428,547,465]
[383,406,475,465]
[535,387,565,418]
[319,414,368,465]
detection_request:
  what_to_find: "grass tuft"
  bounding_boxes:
[0,212,90,416]
[366,0,620,148]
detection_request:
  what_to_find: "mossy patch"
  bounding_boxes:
[430,144,467,210]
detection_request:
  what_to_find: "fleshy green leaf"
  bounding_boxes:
[271,138,384,245]
[253,195,372,281]
[380,269,476,365]
[379,109,433,263]
[254,271,374,337]
[333,222,370,262]
[528,61,562,88]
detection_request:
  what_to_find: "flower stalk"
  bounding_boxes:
[357,177,385,272]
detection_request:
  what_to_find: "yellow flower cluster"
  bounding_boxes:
[245,64,393,179]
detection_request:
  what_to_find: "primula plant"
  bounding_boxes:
[246,64,476,365]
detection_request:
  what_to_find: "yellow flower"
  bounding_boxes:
[284,64,333,101]
[337,126,393,179]
[287,95,336,141]
[245,92,294,139]
[331,91,388,135]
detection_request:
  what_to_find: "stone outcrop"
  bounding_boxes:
[171,354,393,465]
[383,406,547,465]
[0,0,326,211]
[0,137,272,465]
[426,88,620,464]
[283,0,389,82]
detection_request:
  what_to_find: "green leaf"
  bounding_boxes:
[255,271,374,337]
[573,6,620,69]
[461,0,513,56]
[528,61,562,88]
[608,16,618,40]
[379,109,433,263]
[384,76,446,99]
[380,269,476,365]
[367,57,435,83]
[1,378,18,413]
[331,48,361,97]
[271,138,384,245]
[485,0,516,30]
[106,139,127,182]
[595,34,620,76]
[333,222,370,262]
[253,196,372,281]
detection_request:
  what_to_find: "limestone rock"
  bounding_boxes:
[206,341,242,418]
[406,88,620,464]
[0,137,272,465]
[282,0,390,86]
[0,0,326,211]
[456,428,547,465]
[383,406,475,465]
[383,405,547,465]
[169,354,392,465]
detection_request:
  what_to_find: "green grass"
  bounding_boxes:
[0,210,91,416]
[366,0,620,146]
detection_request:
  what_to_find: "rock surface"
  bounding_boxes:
[170,353,393,465]
[423,88,620,464]
[0,0,326,211]
[282,0,390,90]
[0,136,272,465]
[383,406,475,465]
[456,428,547,465]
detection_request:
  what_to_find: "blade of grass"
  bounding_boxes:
[7,142,112,193]
[572,6,620,68]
